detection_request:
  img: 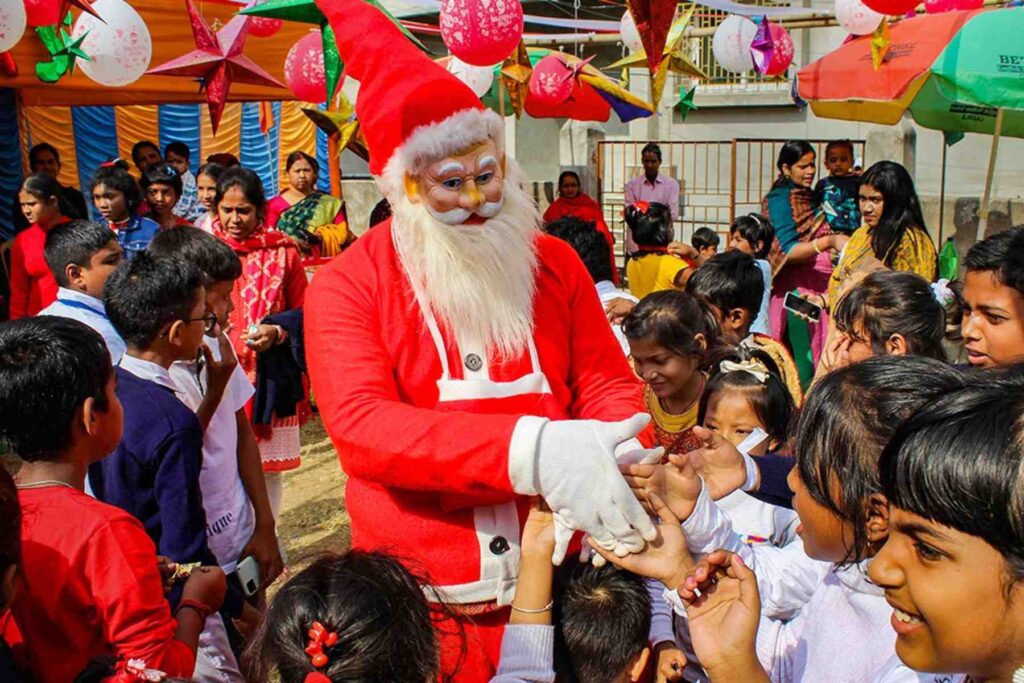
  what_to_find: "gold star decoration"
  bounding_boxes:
[500,40,532,118]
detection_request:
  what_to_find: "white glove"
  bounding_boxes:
[521,413,661,565]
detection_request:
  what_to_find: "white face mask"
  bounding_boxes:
[424,196,505,226]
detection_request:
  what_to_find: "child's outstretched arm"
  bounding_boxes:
[491,501,556,683]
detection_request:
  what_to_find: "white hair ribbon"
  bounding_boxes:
[719,358,770,384]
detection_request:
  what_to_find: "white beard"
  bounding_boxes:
[391,159,541,359]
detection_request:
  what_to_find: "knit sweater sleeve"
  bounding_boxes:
[490,625,555,683]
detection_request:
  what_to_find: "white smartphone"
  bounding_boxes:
[236,556,261,597]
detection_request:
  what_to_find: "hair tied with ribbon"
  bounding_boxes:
[931,278,955,307]
[303,621,338,681]
[719,358,770,384]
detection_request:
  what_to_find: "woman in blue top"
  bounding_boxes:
[761,141,848,365]
[91,161,161,260]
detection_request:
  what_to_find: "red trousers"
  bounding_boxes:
[438,606,510,682]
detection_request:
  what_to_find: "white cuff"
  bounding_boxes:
[508,416,549,495]
[742,453,761,492]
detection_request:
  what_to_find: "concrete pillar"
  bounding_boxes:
[865,118,917,175]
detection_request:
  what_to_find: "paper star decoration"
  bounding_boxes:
[148,0,284,133]
[871,18,890,70]
[675,84,697,121]
[500,39,532,118]
[34,11,91,83]
[625,0,678,75]
[62,0,103,21]
[749,15,773,75]
[301,94,368,161]
[607,5,706,108]
[239,0,430,103]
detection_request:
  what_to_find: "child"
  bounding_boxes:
[961,224,1024,367]
[165,141,203,223]
[40,220,126,363]
[143,163,191,232]
[0,317,226,681]
[554,562,651,683]
[728,213,775,336]
[691,227,720,266]
[625,203,689,299]
[91,162,162,260]
[871,372,1024,681]
[687,251,803,405]
[9,173,68,319]
[820,270,946,376]
[622,290,723,457]
[246,504,558,682]
[609,356,965,682]
[149,227,283,608]
[814,140,861,235]
[0,469,19,680]
[194,162,225,233]
[545,215,635,356]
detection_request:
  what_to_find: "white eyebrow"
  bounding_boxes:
[438,162,466,176]
[478,155,498,170]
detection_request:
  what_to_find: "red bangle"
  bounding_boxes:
[175,598,212,621]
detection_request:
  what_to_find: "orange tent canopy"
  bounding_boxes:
[7,0,309,107]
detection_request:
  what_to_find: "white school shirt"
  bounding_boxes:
[596,280,638,357]
[874,656,966,683]
[169,337,256,573]
[39,288,126,364]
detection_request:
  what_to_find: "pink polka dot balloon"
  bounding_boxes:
[72,0,153,87]
[245,0,284,37]
[24,0,61,28]
[924,0,982,13]
[835,0,883,35]
[285,31,328,103]
[0,0,27,53]
[528,53,574,106]
[864,0,921,15]
[440,0,523,67]
[751,22,794,77]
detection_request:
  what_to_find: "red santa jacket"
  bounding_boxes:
[306,220,645,604]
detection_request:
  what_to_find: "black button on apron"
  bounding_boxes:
[489,536,510,555]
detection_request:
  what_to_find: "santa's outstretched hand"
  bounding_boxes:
[513,413,662,565]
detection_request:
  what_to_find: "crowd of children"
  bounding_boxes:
[2,133,1024,683]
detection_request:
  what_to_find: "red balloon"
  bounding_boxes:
[757,23,794,77]
[863,0,921,15]
[528,54,574,106]
[24,0,61,27]
[285,31,328,103]
[439,0,523,67]
[249,15,283,38]
[924,0,982,12]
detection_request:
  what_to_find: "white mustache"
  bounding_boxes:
[425,197,505,225]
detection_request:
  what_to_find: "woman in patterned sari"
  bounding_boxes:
[266,151,354,257]
[214,167,308,519]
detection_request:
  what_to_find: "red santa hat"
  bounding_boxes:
[315,0,504,195]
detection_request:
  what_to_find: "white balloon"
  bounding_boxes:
[73,0,153,87]
[834,0,883,35]
[0,0,27,53]
[619,11,643,53]
[712,15,757,74]
[447,55,494,98]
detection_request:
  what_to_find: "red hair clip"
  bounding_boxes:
[631,200,650,214]
[305,621,339,669]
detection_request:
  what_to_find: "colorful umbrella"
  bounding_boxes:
[480,48,654,123]
[797,7,1024,239]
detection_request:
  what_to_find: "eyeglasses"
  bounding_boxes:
[183,313,219,335]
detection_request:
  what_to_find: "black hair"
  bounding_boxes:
[141,163,184,198]
[196,162,225,182]
[640,143,662,162]
[554,561,650,683]
[558,170,581,188]
[369,198,392,228]
[245,550,459,683]
[20,172,61,202]
[44,220,119,288]
[795,356,964,566]
[622,289,724,370]
[833,270,946,361]
[964,225,1024,296]
[0,317,112,462]
[164,141,191,161]
[825,139,855,157]
[730,213,775,260]
[285,150,319,175]
[687,250,764,321]
[103,252,207,349]
[544,215,614,284]
[0,467,18,590]
[691,227,720,251]
[29,142,60,167]
[698,345,794,451]
[206,152,241,168]
[881,369,1024,588]
[131,140,161,166]
[91,165,143,214]
[625,202,672,248]
[148,226,242,282]
[215,167,267,222]
[858,161,929,268]
[776,140,815,175]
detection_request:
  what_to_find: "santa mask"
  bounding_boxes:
[404,139,506,226]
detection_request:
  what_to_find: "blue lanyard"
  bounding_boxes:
[59,298,108,320]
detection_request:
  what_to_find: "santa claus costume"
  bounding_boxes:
[306,0,657,678]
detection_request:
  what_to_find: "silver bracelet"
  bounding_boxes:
[510,600,553,614]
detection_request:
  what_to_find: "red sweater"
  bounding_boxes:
[9,222,62,320]
[6,488,194,682]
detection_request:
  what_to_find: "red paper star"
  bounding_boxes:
[626,0,678,75]
[63,0,103,21]
[147,0,283,133]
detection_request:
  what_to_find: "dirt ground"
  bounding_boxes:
[276,418,351,572]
